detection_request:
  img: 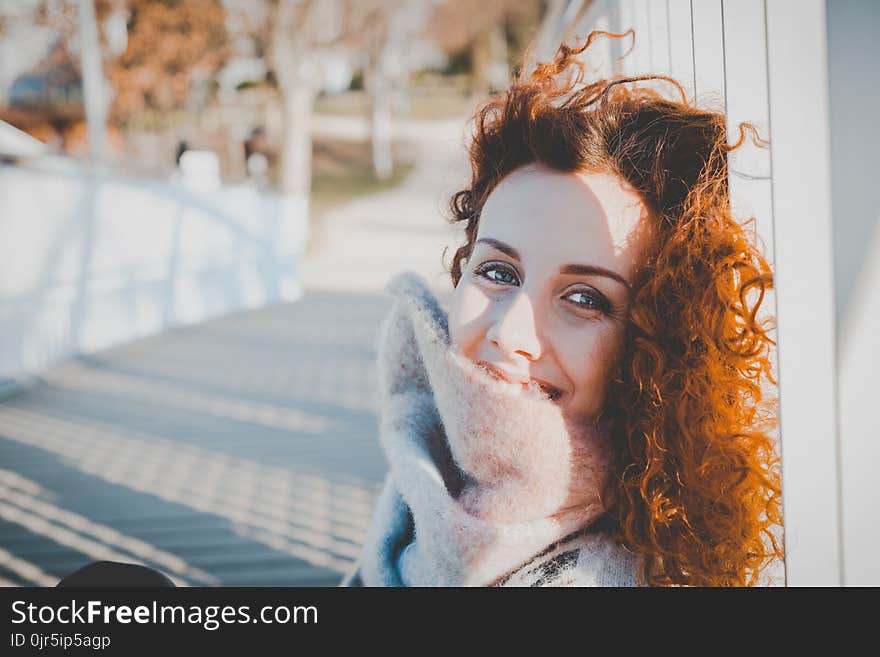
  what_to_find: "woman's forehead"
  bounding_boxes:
[477,163,651,277]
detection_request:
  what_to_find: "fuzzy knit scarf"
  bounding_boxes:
[348,271,636,587]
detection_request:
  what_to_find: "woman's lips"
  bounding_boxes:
[476,361,562,400]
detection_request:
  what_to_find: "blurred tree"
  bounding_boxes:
[96,0,230,126]
[428,0,546,95]
[234,0,413,195]
[80,0,109,162]
[354,0,437,180]
[224,0,544,195]
[250,0,546,189]
[0,1,95,154]
[0,0,78,109]
[266,0,343,197]
[2,1,229,162]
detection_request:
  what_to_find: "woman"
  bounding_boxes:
[343,31,784,587]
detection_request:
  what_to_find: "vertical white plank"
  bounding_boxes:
[827,0,880,587]
[616,0,653,77]
[666,0,695,99]
[721,0,783,586]
[722,0,774,262]
[766,0,841,586]
[838,221,880,586]
[690,0,725,109]
[647,0,671,75]
[574,0,615,78]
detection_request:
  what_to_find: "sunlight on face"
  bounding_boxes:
[448,162,653,424]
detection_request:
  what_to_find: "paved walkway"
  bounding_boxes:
[0,120,470,586]
[303,119,467,295]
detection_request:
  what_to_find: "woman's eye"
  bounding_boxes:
[474,263,519,285]
[565,289,609,313]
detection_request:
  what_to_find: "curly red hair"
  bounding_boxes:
[447,32,784,586]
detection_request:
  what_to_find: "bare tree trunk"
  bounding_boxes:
[275,76,313,283]
[369,70,393,180]
[471,28,490,98]
[487,20,509,91]
[269,0,319,198]
[472,21,509,97]
[78,0,108,165]
[279,81,316,196]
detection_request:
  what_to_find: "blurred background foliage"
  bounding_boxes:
[0,0,548,217]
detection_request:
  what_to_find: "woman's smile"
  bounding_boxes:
[476,361,564,401]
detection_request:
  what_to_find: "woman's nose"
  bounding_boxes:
[485,290,542,361]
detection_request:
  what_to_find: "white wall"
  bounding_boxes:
[0,160,308,384]
[764,0,840,586]
[826,0,880,586]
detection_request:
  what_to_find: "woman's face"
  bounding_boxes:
[448,162,653,424]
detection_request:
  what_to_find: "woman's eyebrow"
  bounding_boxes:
[559,264,631,290]
[475,237,630,290]
[475,237,520,260]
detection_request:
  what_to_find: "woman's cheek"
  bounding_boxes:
[448,282,491,355]
[565,326,625,419]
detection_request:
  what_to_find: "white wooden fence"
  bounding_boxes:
[0,160,308,386]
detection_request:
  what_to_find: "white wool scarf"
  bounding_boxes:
[350,271,636,587]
